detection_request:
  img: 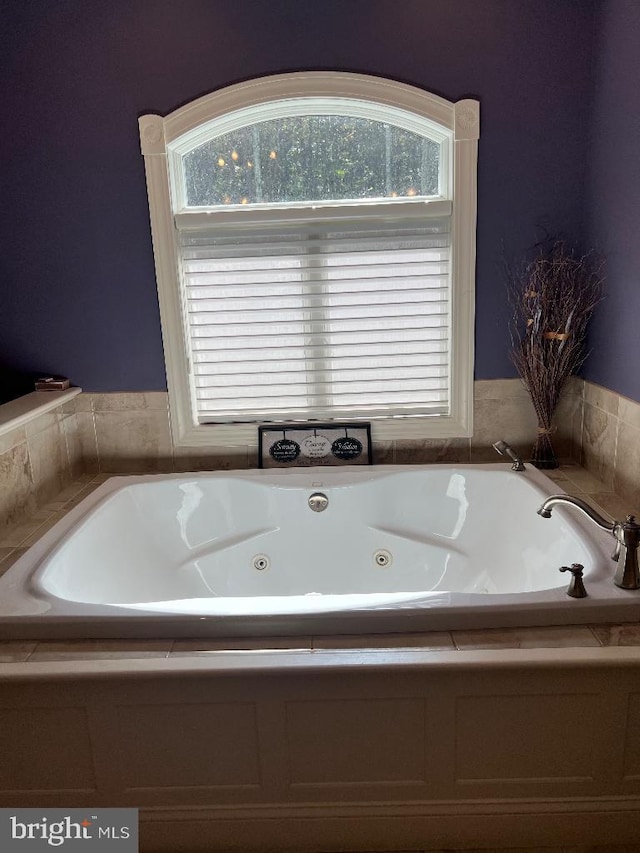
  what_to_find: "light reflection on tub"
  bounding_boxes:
[0,464,638,639]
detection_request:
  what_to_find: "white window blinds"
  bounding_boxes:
[176,201,452,424]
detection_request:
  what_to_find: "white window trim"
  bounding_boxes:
[139,72,479,448]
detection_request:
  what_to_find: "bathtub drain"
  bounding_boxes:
[252,554,270,571]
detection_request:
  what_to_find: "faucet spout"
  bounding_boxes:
[538,495,640,590]
[537,494,615,532]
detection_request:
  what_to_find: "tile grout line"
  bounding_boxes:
[587,625,604,646]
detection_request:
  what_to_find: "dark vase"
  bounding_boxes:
[530,424,559,469]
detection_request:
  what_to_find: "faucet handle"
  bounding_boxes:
[559,563,588,598]
[612,515,640,589]
[613,515,640,545]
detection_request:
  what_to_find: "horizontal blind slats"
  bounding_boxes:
[189,319,448,339]
[181,267,447,288]
[197,390,449,407]
[188,306,448,325]
[187,296,448,314]
[191,329,449,349]
[192,339,448,356]
[198,406,449,424]
[196,384,448,403]
[194,357,448,377]
[186,285,448,304]
[195,372,449,391]
[177,212,452,423]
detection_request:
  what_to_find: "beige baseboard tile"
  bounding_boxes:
[371,440,394,464]
[452,626,601,650]
[590,624,640,646]
[89,392,169,412]
[29,640,173,661]
[396,438,470,465]
[0,641,38,662]
[60,481,105,510]
[561,464,609,493]
[171,637,313,654]
[544,469,572,485]
[173,447,250,472]
[313,632,455,650]
[0,511,58,548]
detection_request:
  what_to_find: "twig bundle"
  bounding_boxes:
[506,240,604,468]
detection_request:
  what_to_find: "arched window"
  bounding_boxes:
[139,73,479,447]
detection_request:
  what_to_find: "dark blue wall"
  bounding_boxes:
[584,0,640,402]
[0,0,598,391]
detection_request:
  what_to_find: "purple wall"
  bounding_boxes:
[0,0,597,391]
[584,0,640,402]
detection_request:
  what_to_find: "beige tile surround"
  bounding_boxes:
[0,399,83,537]
[0,376,637,543]
[56,378,602,471]
[61,376,636,485]
[0,378,640,516]
[0,378,545,534]
[580,381,640,510]
[3,375,635,536]
[0,380,547,495]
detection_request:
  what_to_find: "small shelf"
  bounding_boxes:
[0,389,82,438]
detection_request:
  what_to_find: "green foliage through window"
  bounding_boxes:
[183,115,440,207]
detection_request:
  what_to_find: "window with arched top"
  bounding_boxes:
[139,73,479,447]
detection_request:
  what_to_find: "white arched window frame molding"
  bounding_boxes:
[139,72,479,448]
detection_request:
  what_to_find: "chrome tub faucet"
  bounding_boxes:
[538,494,640,590]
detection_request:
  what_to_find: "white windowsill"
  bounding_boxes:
[0,389,82,438]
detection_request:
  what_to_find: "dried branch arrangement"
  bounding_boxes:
[506,239,604,468]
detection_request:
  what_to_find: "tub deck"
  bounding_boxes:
[0,463,639,639]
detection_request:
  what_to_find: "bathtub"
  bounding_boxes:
[0,464,638,639]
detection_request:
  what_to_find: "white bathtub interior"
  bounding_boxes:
[0,464,639,638]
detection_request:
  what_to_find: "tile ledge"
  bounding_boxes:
[2,645,640,680]
[0,389,82,437]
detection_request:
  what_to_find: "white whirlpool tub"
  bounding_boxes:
[1,464,639,639]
